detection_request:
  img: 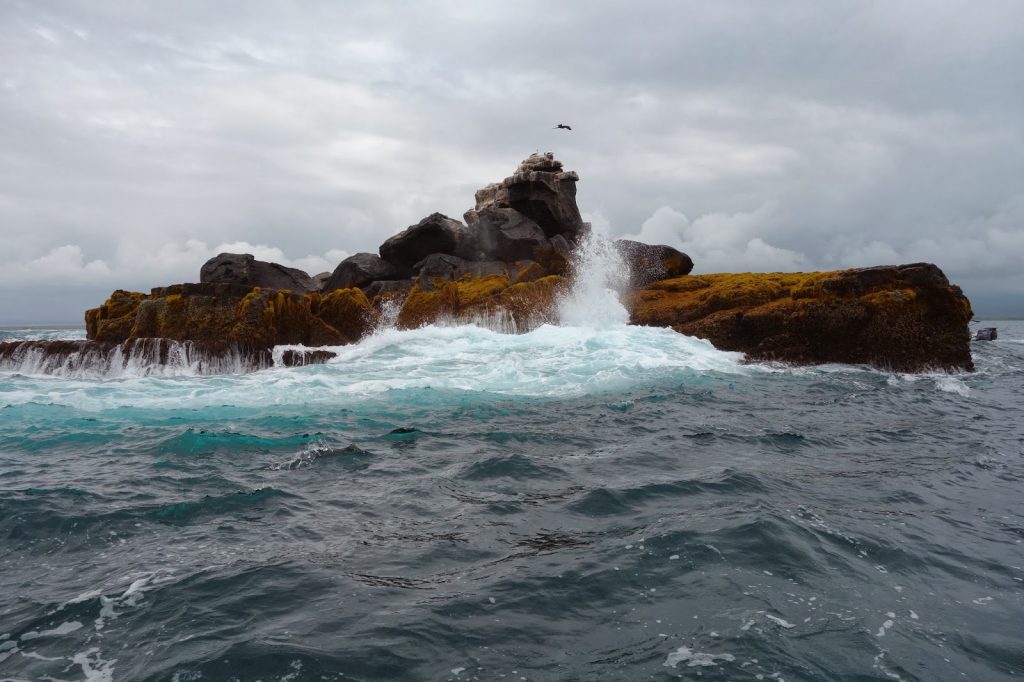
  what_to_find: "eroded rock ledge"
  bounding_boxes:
[0,152,975,374]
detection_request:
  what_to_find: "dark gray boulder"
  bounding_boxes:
[975,327,997,341]
[614,240,694,287]
[199,253,318,292]
[379,213,480,273]
[322,253,400,293]
[465,207,549,262]
[896,262,951,289]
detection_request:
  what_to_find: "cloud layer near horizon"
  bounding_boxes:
[2,0,1022,321]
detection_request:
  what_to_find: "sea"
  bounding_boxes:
[1,250,1022,680]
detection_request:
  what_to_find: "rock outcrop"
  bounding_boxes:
[614,240,694,286]
[628,263,974,371]
[469,152,586,242]
[85,283,372,350]
[468,208,549,262]
[200,253,318,292]
[75,259,971,373]
[379,212,481,274]
[43,151,971,375]
[309,153,593,300]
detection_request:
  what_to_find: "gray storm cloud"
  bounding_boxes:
[1,0,1022,321]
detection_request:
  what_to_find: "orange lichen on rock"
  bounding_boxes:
[315,288,373,343]
[629,264,973,371]
[498,276,566,328]
[394,274,566,330]
[80,261,972,372]
[84,282,363,351]
[86,290,146,341]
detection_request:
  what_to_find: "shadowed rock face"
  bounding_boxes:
[322,253,400,292]
[466,207,549,262]
[628,263,974,372]
[412,255,546,291]
[379,213,481,273]
[472,153,586,242]
[200,253,318,292]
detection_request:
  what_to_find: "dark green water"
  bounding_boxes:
[1,321,1021,681]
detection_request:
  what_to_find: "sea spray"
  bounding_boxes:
[0,325,748,410]
[0,339,272,378]
[557,228,631,328]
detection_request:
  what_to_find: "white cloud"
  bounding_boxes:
[621,206,690,250]
[0,240,349,290]
[1,1,1023,319]
[22,245,112,281]
[622,201,808,273]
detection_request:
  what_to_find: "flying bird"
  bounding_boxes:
[554,123,572,130]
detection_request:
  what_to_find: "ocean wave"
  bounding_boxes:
[0,323,749,410]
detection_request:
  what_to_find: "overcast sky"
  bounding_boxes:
[2,0,1022,322]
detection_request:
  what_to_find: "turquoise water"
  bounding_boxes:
[1,320,1022,680]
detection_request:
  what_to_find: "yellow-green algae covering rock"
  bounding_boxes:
[86,282,371,351]
[395,275,565,331]
[628,263,973,372]
[82,261,973,372]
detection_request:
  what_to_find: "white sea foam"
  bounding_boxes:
[20,621,83,640]
[0,323,749,411]
[663,645,736,668]
[935,376,970,396]
[72,647,116,682]
[556,228,630,328]
[764,613,796,629]
[0,338,267,378]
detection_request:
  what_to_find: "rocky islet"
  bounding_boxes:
[1,152,974,373]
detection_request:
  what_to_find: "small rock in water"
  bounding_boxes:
[975,327,997,341]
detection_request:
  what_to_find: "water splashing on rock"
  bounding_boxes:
[557,227,632,328]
